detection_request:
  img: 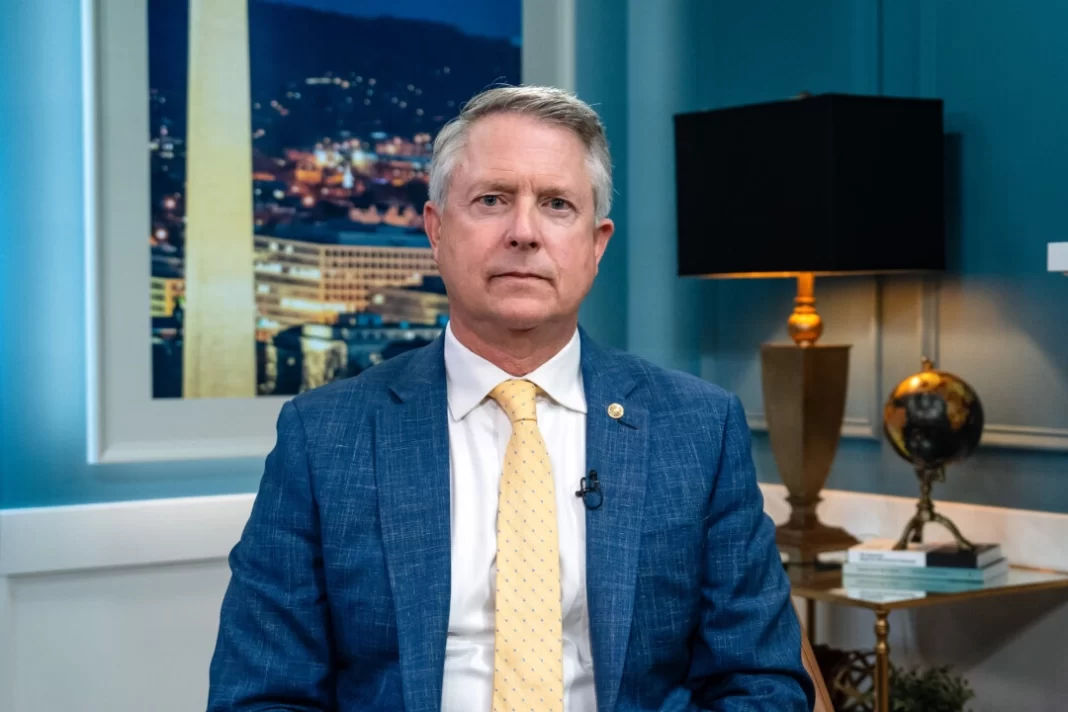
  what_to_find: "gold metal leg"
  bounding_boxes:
[874,609,890,712]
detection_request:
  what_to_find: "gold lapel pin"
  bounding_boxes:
[607,403,624,419]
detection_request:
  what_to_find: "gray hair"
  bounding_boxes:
[427,85,613,221]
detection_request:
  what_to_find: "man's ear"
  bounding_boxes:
[424,200,442,261]
[593,217,614,270]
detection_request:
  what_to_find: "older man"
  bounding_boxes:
[208,85,814,712]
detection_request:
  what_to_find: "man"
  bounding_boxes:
[208,85,814,711]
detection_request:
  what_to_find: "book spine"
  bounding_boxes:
[841,562,994,582]
[841,575,985,593]
[925,549,998,569]
[846,549,927,567]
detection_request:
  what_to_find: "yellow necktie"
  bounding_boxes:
[489,379,564,712]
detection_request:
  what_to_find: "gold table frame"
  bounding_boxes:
[785,564,1068,712]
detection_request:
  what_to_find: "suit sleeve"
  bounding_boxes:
[684,394,815,711]
[207,400,336,711]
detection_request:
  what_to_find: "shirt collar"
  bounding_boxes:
[443,322,586,421]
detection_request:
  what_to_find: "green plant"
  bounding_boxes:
[890,662,975,712]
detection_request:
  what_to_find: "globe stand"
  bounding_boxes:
[893,466,975,551]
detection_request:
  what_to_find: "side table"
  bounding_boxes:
[785,563,1068,712]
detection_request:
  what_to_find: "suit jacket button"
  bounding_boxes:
[607,403,624,419]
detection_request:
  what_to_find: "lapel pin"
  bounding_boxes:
[607,403,624,419]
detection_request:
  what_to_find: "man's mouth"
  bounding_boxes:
[494,272,547,280]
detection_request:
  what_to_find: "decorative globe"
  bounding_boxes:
[883,358,984,470]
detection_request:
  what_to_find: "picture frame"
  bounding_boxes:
[83,0,576,463]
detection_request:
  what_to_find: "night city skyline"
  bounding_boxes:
[148,0,521,398]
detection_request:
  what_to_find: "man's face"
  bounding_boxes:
[424,112,613,333]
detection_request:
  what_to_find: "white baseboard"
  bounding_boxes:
[759,482,1068,571]
[0,493,254,576]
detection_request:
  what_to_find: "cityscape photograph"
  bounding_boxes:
[148,0,521,397]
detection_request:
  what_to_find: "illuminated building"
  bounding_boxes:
[367,276,448,325]
[151,277,186,317]
[260,317,443,395]
[375,136,428,157]
[253,232,440,338]
[294,161,324,184]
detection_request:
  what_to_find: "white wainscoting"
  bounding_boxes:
[0,495,253,712]
[2,489,1067,711]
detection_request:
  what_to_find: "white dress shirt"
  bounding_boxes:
[440,323,597,712]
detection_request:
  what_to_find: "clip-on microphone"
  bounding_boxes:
[575,470,603,510]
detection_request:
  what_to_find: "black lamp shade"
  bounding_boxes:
[674,93,945,277]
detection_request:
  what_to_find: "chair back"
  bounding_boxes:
[800,629,835,712]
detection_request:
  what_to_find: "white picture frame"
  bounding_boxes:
[83,0,576,463]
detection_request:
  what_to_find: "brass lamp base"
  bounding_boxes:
[894,467,975,551]
[763,273,857,563]
[763,343,857,563]
[776,514,860,564]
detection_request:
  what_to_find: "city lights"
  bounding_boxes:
[148,0,517,398]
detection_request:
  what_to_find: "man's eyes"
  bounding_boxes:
[475,195,572,211]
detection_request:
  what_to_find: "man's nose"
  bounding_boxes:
[507,202,540,250]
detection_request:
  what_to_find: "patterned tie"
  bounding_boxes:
[488,379,564,712]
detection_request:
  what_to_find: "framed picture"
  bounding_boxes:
[85,0,575,463]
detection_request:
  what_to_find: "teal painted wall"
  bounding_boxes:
[625,0,705,375]
[576,0,629,351]
[0,0,632,509]
[0,1,266,508]
[676,0,1068,513]
[5,0,1067,513]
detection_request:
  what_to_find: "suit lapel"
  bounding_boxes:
[580,331,649,712]
[376,336,451,712]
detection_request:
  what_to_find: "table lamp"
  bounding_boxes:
[674,93,946,563]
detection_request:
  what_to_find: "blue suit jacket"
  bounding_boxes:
[208,329,814,711]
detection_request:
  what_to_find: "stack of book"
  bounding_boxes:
[841,538,1009,593]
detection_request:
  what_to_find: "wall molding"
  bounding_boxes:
[747,415,876,440]
[747,278,884,441]
[919,274,940,365]
[919,277,1068,453]
[910,6,1066,453]
[980,424,1068,452]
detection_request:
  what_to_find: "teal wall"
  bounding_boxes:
[0,0,632,509]
[671,0,1068,513]
[623,0,706,375]
[575,0,629,350]
[0,1,267,508]
[4,0,1067,512]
